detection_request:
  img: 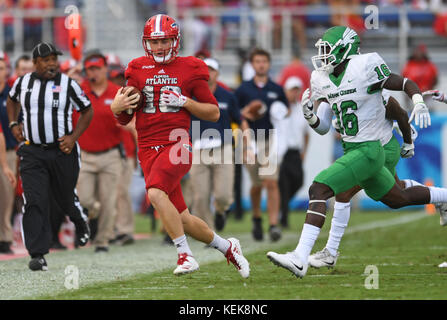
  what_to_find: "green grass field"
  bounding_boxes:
[1,209,447,300]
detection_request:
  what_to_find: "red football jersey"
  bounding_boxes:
[122,56,218,147]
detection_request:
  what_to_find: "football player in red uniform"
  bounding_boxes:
[111,14,250,278]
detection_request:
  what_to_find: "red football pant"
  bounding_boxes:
[138,141,192,214]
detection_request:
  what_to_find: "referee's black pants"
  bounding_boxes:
[278,149,304,227]
[17,143,86,257]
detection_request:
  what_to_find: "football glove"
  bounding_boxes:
[400,142,415,159]
[301,88,317,125]
[160,90,187,107]
[423,90,447,103]
[409,94,431,129]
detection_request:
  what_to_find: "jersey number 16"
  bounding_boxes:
[332,100,359,136]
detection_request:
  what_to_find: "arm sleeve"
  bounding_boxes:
[365,52,391,91]
[124,61,139,88]
[234,86,246,109]
[8,77,23,102]
[269,101,289,122]
[188,79,218,106]
[228,93,242,125]
[69,79,91,111]
[313,101,333,135]
[277,87,289,109]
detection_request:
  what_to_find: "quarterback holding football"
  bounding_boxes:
[110,14,250,278]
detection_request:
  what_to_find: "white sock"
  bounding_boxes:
[173,234,193,256]
[429,186,447,204]
[208,232,230,254]
[326,201,350,256]
[294,223,321,265]
[403,179,423,188]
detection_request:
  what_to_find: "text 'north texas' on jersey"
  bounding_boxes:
[310,52,393,145]
[117,56,218,147]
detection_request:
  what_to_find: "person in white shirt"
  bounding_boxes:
[270,76,309,228]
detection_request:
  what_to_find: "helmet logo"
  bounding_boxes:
[341,28,357,46]
[151,31,165,37]
[171,22,178,29]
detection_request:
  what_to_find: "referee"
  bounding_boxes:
[6,42,93,271]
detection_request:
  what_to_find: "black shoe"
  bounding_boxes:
[269,225,282,242]
[214,212,226,231]
[94,246,109,253]
[0,241,14,254]
[162,233,173,246]
[74,219,90,247]
[252,217,264,241]
[29,256,48,271]
[50,241,67,250]
[118,234,135,246]
[109,234,125,245]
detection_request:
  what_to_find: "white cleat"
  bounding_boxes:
[225,238,250,278]
[266,251,308,278]
[308,248,339,269]
[173,253,199,275]
[435,203,447,226]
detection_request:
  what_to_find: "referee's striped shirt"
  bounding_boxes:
[8,72,91,145]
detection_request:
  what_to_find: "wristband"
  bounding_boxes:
[8,121,18,129]
[411,93,424,105]
[306,114,318,126]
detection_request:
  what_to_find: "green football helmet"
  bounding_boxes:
[311,26,360,73]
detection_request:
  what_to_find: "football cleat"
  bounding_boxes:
[173,253,199,275]
[225,238,250,278]
[269,225,282,242]
[435,203,447,226]
[308,248,339,268]
[29,256,48,271]
[267,251,308,278]
[74,219,90,247]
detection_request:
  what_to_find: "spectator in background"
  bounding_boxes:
[18,0,54,51]
[276,47,310,98]
[276,77,309,228]
[269,0,307,54]
[177,0,220,53]
[329,0,365,34]
[74,50,123,253]
[0,54,17,254]
[60,58,83,84]
[0,124,16,189]
[0,0,15,52]
[402,44,438,92]
[8,55,34,88]
[111,126,137,246]
[190,58,248,231]
[106,54,125,86]
[235,48,288,242]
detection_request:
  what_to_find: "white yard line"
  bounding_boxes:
[0,211,430,299]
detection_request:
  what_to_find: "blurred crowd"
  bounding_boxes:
[1,0,447,55]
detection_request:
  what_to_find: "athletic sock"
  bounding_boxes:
[326,201,350,256]
[172,234,193,256]
[429,187,447,204]
[294,223,321,265]
[403,179,423,188]
[208,232,230,254]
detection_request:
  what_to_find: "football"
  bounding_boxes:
[242,99,267,121]
[122,86,144,114]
